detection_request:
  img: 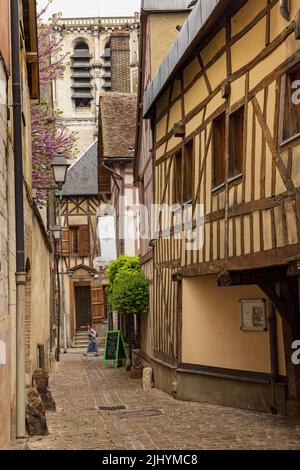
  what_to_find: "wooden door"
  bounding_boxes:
[91,282,105,324]
[75,286,91,330]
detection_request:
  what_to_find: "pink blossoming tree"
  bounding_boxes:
[32,1,78,203]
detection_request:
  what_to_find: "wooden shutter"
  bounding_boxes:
[99,166,111,194]
[60,228,70,256]
[23,0,39,99]
[78,225,90,256]
[91,282,104,324]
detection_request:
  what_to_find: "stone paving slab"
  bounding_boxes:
[12,354,300,450]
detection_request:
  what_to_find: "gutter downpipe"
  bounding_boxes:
[11,0,26,438]
[280,0,290,21]
[59,193,67,353]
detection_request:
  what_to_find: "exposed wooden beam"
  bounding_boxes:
[26,51,38,64]
[218,266,288,287]
[258,283,287,319]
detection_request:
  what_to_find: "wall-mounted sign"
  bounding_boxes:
[240,299,268,332]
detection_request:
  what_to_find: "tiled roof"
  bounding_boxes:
[99,92,137,159]
[61,140,98,196]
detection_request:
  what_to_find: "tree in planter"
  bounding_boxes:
[110,269,149,368]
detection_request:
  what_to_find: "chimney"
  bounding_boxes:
[110,33,131,93]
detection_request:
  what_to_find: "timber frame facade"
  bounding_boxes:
[137,0,300,415]
[134,0,191,363]
[58,142,107,346]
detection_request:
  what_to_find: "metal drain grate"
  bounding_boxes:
[97,405,127,411]
[116,409,163,419]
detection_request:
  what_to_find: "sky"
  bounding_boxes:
[38,0,141,18]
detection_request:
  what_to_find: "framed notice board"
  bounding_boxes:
[103,330,128,368]
[240,299,268,331]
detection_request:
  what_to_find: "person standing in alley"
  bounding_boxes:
[85,325,99,356]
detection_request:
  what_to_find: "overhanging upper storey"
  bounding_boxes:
[22,0,40,99]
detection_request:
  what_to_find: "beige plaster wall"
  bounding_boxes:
[28,215,51,377]
[182,275,286,375]
[149,12,189,79]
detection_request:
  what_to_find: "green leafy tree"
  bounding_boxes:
[107,256,149,367]
[106,256,140,297]
[110,270,149,315]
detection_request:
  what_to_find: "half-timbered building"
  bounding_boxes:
[137,0,300,416]
[134,0,191,362]
[98,92,138,259]
[59,141,106,346]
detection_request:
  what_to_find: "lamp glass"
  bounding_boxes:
[53,165,67,184]
[52,225,61,240]
[51,155,70,186]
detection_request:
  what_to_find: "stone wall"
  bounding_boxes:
[52,17,139,154]
[0,58,16,449]
[24,191,52,387]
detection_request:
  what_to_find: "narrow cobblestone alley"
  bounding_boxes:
[13,354,300,451]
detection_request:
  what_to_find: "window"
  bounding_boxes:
[173,150,182,204]
[229,106,244,178]
[70,227,79,255]
[183,140,193,203]
[74,42,89,52]
[282,67,300,142]
[173,140,194,205]
[75,98,91,108]
[213,113,226,188]
[69,225,90,256]
[71,40,93,108]
[99,166,111,194]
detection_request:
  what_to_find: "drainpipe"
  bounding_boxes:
[11,0,26,438]
[280,0,290,21]
[59,193,67,353]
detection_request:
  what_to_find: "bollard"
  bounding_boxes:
[142,367,153,391]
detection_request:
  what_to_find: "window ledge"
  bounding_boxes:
[280,132,300,148]
[212,173,243,193]
[228,172,243,184]
[172,200,192,213]
[212,182,225,193]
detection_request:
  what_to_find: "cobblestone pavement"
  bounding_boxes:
[17,354,300,450]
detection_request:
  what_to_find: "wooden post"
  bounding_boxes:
[268,301,279,414]
[280,281,300,413]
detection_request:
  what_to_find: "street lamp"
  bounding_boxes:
[50,154,70,361]
[51,153,70,190]
[51,224,61,240]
